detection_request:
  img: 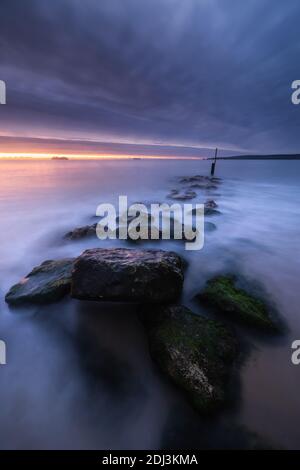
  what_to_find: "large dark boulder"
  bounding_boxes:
[197,276,279,331]
[71,248,184,303]
[141,304,237,414]
[5,258,74,306]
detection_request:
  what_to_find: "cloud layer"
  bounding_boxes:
[0,0,299,155]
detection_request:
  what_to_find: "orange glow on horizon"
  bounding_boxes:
[0,152,203,160]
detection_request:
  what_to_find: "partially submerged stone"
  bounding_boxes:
[189,183,218,190]
[167,189,197,201]
[5,259,74,306]
[197,276,278,331]
[205,221,217,232]
[71,248,184,303]
[204,199,221,215]
[205,199,218,209]
[64,223,97,240]
[178,175,221,185]
[176,175,221,192]
[141,304,237,414]
[189,200,221,217]
[65,212,154,241]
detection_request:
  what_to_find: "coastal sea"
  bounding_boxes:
[0,158,300,449]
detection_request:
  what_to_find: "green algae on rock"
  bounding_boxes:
[141,304,237,414]
[5,258,74,306]
[197,275,278,331]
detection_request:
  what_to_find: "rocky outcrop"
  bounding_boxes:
[71,248,184,303]
[141,304,237,414]
[64,223,97,240]
[197,276,279,331]
[5,258,74,306]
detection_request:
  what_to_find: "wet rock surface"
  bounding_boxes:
[5,258,74,306]
[141,304,237,414]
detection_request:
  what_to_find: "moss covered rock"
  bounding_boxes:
[197,276,278,331]
[5,258,74,306]
[141,304,237,414]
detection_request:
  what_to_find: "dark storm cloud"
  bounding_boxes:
[0,0,299,155]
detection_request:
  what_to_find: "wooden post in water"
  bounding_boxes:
[210,147,218,176]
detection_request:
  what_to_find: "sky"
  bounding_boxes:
[0,0,300,158]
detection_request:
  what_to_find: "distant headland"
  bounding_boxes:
[207,154,300,160]
[51,156,69,160]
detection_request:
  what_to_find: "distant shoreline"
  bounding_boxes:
[207,154,300,160]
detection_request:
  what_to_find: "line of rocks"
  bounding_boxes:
[64,199,219,241]
[5,247,280,415]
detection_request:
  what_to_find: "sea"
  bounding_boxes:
[0,158,299,449]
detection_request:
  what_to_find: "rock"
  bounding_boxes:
[71,248,184,303]
[5,259,74,306]
[196,276,279,331]
[116,208,154,225]
[189,183,218,191]
[205,222,217,232]
[176,175,221,191]
[178,175,217,184]
[189,201,221,217]
[116,213,138,224]
[65,223,97,240]
[65,212,154,241]
[167,189,197,201]
[141,304,237,414]
[205,200,218,209]
[205,208,221,216]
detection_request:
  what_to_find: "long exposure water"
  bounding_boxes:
[0,158,299,449]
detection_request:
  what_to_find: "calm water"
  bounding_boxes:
[0,158,299,449]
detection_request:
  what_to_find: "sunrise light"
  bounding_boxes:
[0,153,203,160]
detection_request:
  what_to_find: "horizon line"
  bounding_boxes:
[0,153,205,160]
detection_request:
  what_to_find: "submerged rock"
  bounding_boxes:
[205,199,218,209]
[204,200,221,215]
[5,259,74,306]
[167,189,197,201]
[71,248,184,303]
[64,223,97,240]
[189,183,218,191]
[141,304,237,414]
[204,221,217,232]
[175,175,222,192]
[197,276,278,331]
[65,212,154,241]
[178,175,221,185]
[205,208,221,216]
[189,200,221,217]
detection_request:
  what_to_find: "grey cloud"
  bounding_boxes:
[0,0,299,154]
